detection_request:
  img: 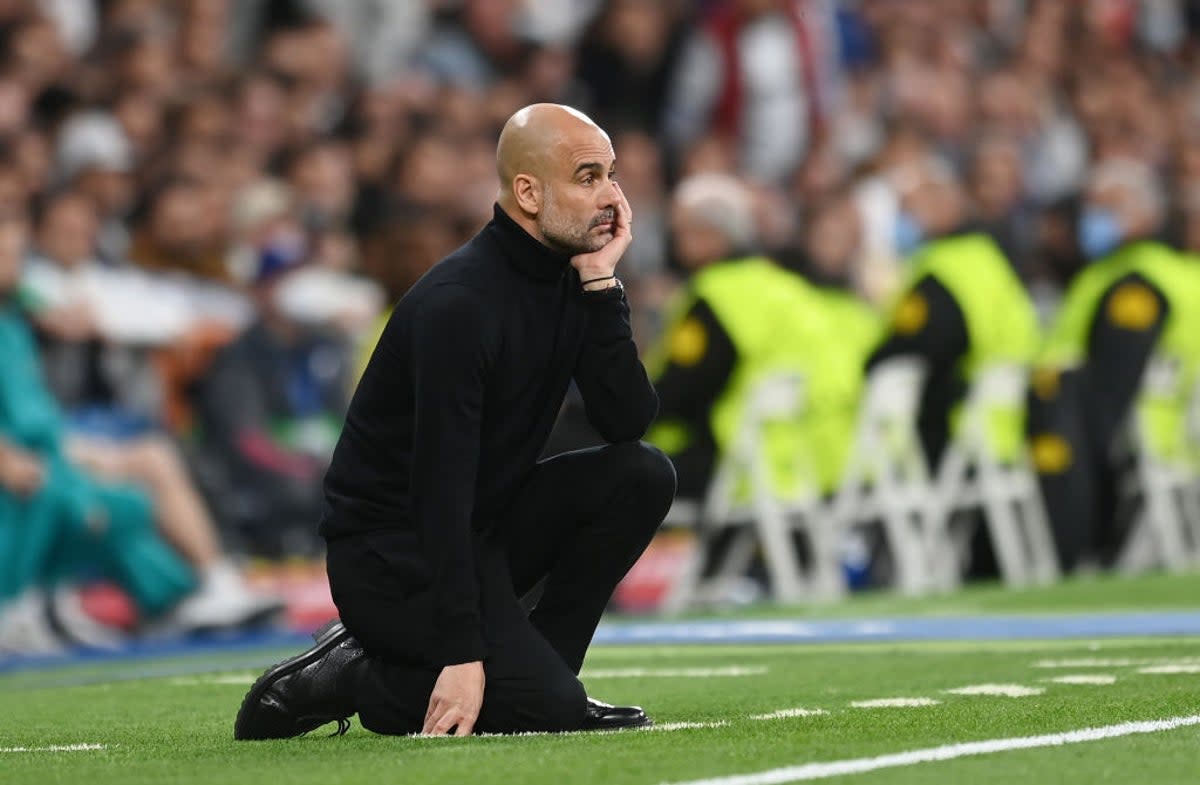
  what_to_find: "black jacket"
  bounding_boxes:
[319,204,658,665]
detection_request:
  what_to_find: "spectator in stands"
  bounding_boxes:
[665,0,836,184]
[0,209,282,654]
[23,190,189,425]
[576,0,686,135]
[194,212,358,556]
[130,177,230,283]
[54,112,139,264]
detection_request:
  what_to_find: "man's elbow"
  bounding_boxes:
[593,397,659,443]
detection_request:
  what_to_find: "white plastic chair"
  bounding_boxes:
[660,372,831,611]
[1115,359,1200,573]
[830,357,938,595]
[925,364,1060,589]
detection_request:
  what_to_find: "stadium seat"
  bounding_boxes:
[830,357,939,596]
[660,372,837,611]
[1116,360,1200,573]
[924,364,1060,589]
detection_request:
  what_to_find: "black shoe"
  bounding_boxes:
[582,697,653,730]
[234,619,363,740]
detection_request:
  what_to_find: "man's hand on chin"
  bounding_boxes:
[572,183,633,291]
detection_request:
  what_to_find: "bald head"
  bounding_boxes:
[496,103,608,190]
[494,104,621,255]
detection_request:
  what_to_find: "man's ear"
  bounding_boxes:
[513,174,541,216]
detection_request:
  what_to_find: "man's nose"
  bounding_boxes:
[599,178,619,206]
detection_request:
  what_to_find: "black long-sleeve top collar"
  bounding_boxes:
[489,204,574,282]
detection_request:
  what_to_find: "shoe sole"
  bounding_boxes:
[234,619,351,740]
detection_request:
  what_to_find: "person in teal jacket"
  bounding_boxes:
[0,210,282,652]
[0,210,197,635]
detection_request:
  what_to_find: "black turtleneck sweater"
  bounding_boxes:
[319,204,658,665]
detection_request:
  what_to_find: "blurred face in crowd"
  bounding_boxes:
[793,143,848,207]
[114,89,165,156]
[804,197,861,284]
[0,165,26,212]
[12,130,50,196]
[896,165,966,245]
[75,167,136,218]
[971,137,1024,219]
[151,182,217,258]
[395,134,464,211]
[0,77,30,136]
[290,143,355,225]
[604,0,672,67]
[466,0,522,61]
[236,75,289,154]
[0,212,27,294]
[670,204,732,271]
[37,193,98,268]
[8,16,67,90]
[669,175,755,271]
[612,132,663,203]
[1078,169,1159,259]
[120,33,176,97]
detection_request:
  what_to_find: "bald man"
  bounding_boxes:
[235,105,674,740]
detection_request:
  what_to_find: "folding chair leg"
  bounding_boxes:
[804,509,846,601]
[702,528,760,605]
[1116,514,1160,574]
[660,527,708,615]
[982,494,1032,587]
[1145,476,1191,573]
[753,497,806,603]
[1181,482,1200,560]
[881,507,932,595]
[1017,481,1061,584]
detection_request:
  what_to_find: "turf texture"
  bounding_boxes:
[3,572,1200,785]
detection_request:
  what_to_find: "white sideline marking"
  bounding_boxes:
[1049,674,1117,685]
[583,666,767,679]
[0,744,106,753]
[945,684,1044,698]
[1138,664,1200,674]
[1032,657,1200,669]
[658,714,1200,785]
[649,722,730,732]
[169,674,257,686]
[850,698,940,708]
[470,721,730,738]
[751,708,828,721]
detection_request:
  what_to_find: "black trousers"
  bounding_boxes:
[1026,371,1117,571]
[325,441,676,735]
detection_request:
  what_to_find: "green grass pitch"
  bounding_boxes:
[4,573,1200,785]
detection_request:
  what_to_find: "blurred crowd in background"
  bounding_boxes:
[4,0,1200,649]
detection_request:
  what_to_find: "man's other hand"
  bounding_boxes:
[422,660,485,736]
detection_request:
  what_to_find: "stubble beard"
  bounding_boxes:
[540,190,613,255]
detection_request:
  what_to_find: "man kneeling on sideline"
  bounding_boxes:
[234,103,675,739]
